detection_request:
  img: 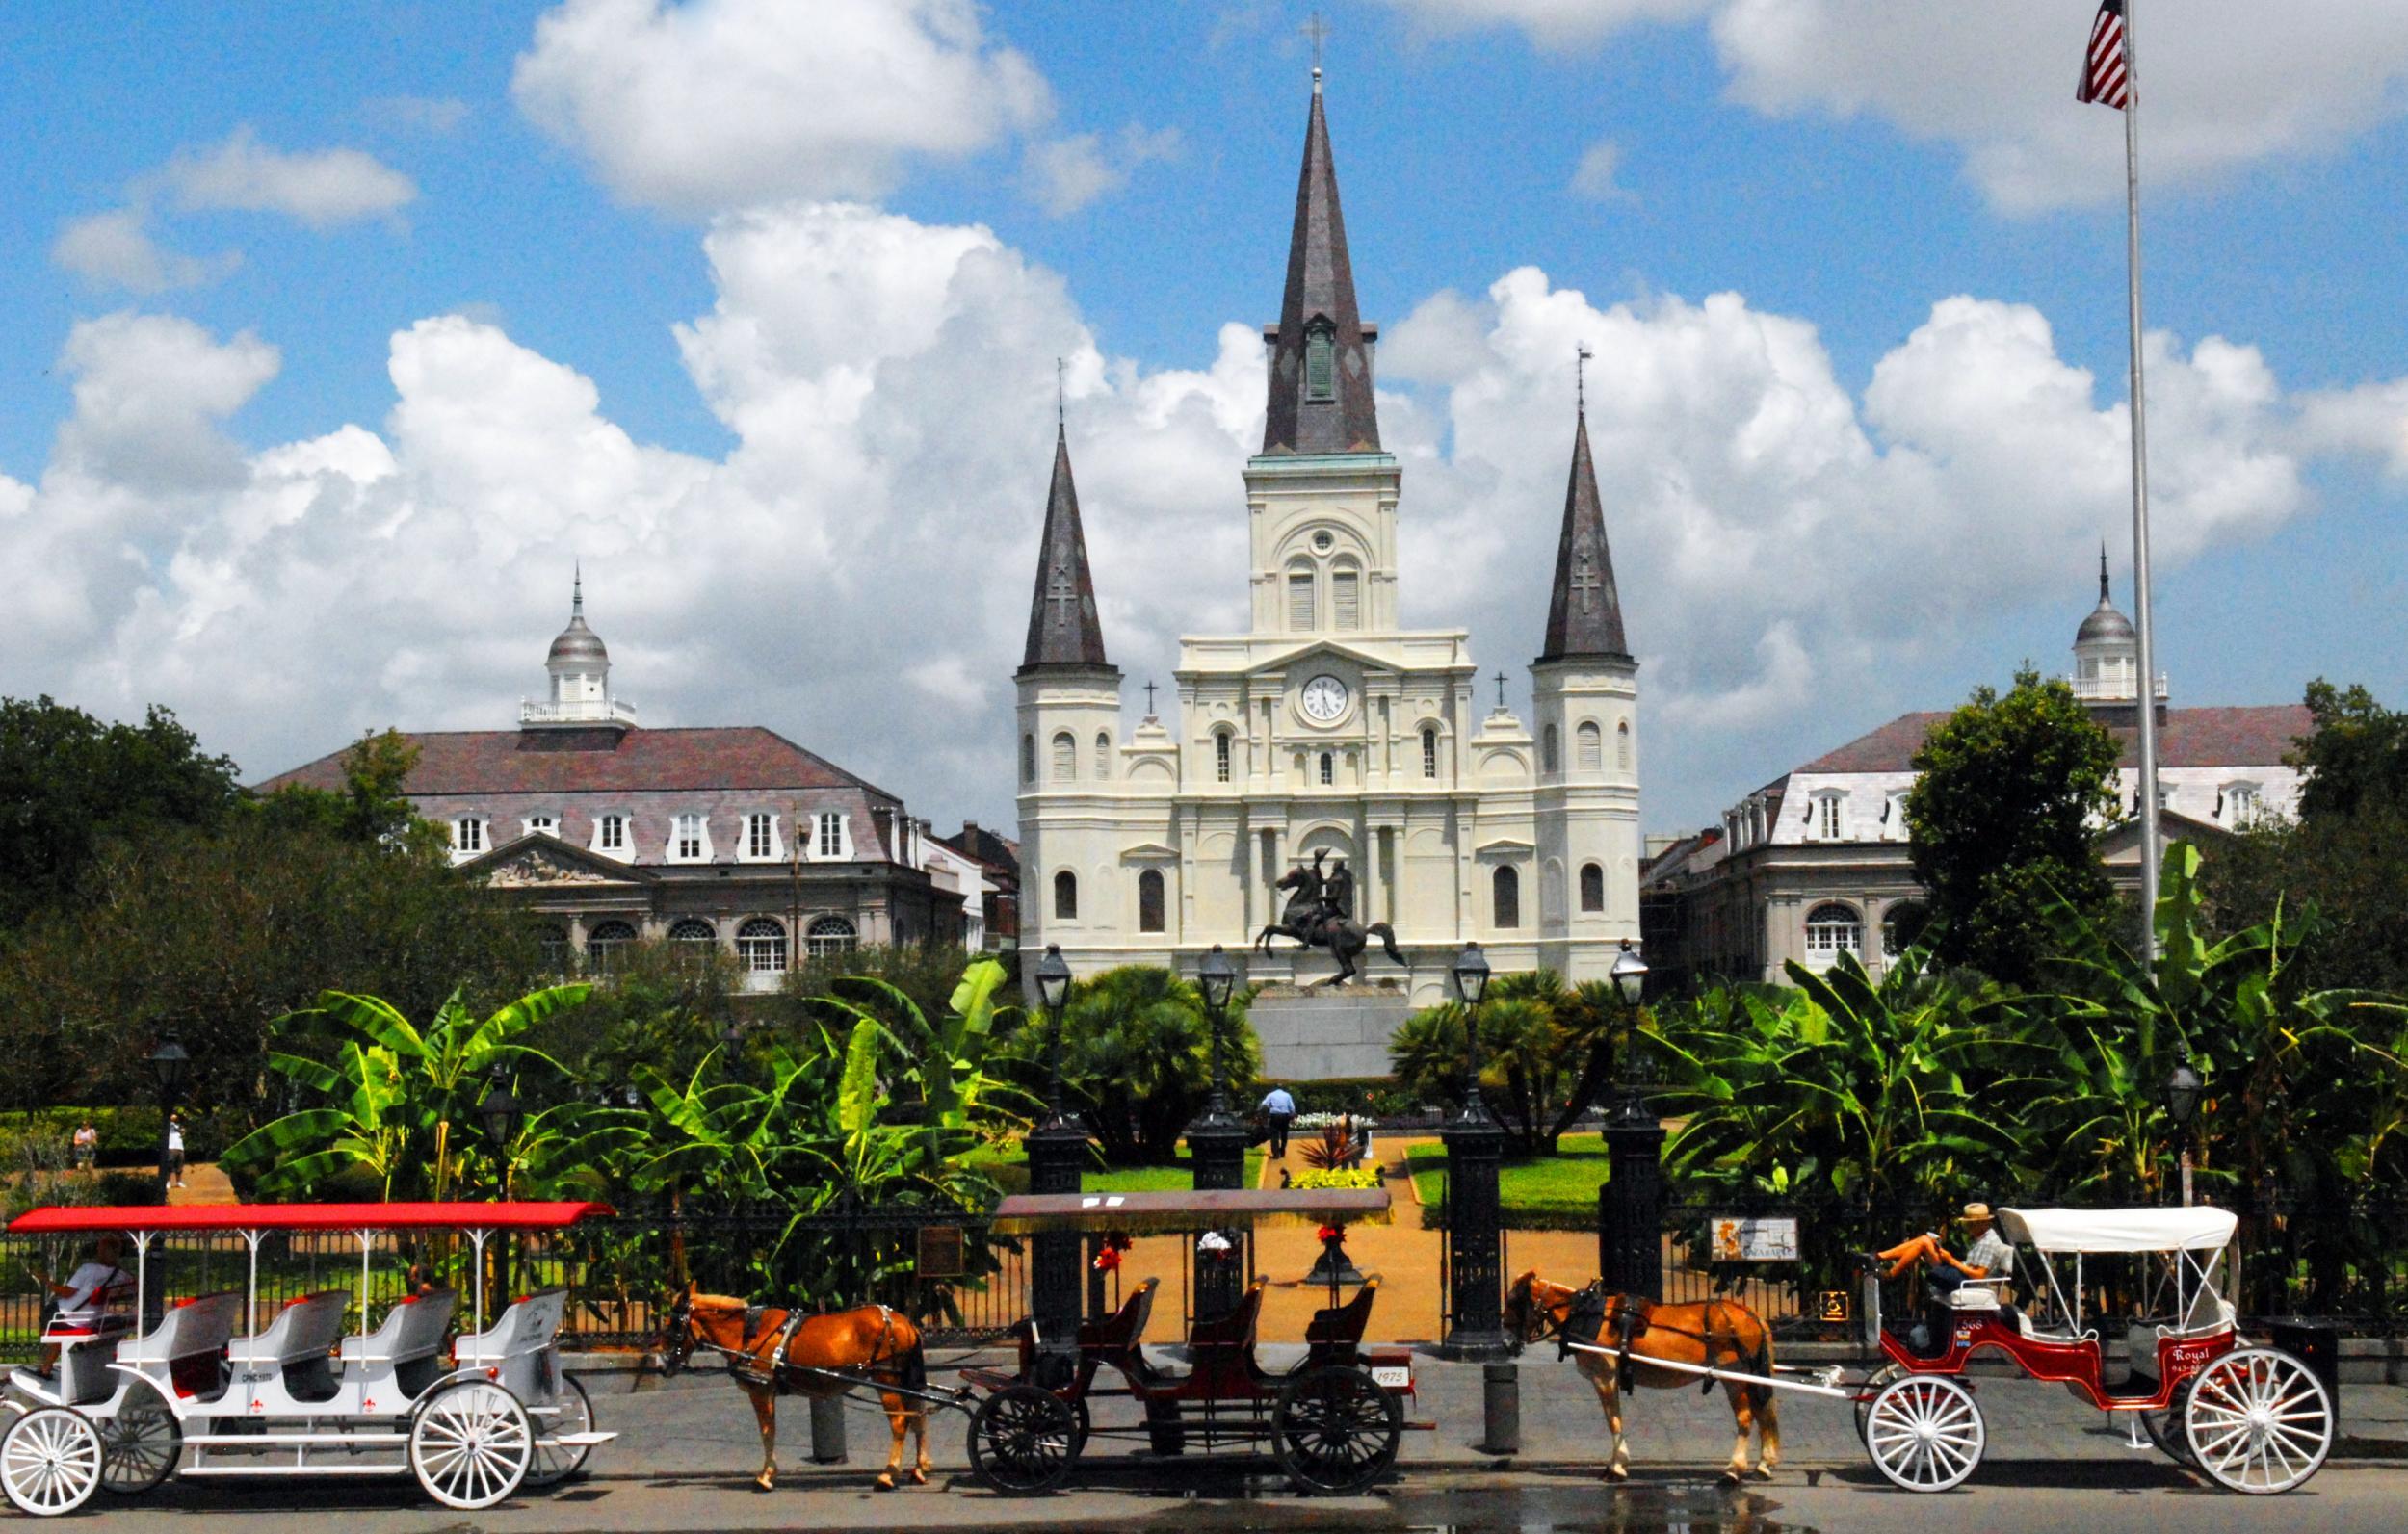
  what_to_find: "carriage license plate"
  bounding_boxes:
[1371,1365,1411,1389]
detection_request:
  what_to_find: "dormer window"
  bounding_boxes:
[594,814,627,854]
[1304,322,1336,402]
[745,812,779,861]
[524,814,556,839]
[817,812,847,859]
[672,813,708,861]
[452,817,486,856]
[1813,793,1846,841]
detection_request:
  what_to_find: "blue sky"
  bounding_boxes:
[4,0,2405,837]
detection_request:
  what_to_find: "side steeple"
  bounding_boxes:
[1537,404,1630,663]
[1018,425,1115,675]
[1261,70,1380,456]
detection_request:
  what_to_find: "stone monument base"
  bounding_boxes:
[1247,984,1415,1083]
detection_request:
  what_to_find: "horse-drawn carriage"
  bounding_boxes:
[2,1202,615,1517]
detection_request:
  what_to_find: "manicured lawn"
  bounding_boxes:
[971,1145,1267,1196]
[1406,1132,1610,1215]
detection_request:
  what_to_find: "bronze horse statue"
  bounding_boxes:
[1505,1271,1783,1485]
[1252,851,1404,985]
[654,1287,936,1492]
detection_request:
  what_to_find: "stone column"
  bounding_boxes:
[1027,1115,1088,1351]
[1598,1095,1665,1300]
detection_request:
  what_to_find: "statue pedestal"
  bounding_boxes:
[1246,985,1414,1082]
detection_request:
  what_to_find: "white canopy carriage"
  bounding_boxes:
[2,1202,616,1518]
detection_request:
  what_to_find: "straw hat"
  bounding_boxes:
[1962,1202,1994,1222]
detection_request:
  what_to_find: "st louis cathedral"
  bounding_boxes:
[1015,75,1642,1002]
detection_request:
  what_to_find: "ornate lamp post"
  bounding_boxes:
[2165,1052,2204,1208]
[1442,942,1508,1358]
[1186,945,1249,1316]
[149,1035,190,1205]
[1598,940,1663,1298]
[1027,945,1088,1343]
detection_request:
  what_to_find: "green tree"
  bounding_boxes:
[0,695,241,928]
[1388,971,1631,1155]
[1905,667,2122,987]
[1002,966,1261,1165]
[250,728,444,855]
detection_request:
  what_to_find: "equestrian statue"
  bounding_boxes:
[1251,848,1404,985]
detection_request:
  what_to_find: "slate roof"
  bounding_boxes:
[940,822,1021,880]
[1793,704,2312,777]
[1537,409,1631,663]
[1018,426,1113,674]
[259,725,899,802]
[1260,79,1380,456]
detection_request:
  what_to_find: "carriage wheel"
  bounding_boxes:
[524,1375,595,1488]
[968,1385,1079,1495]
[2140,1379,2197,1470]
[1863,1374,1984,1493]
[1,1407,103,1518]
[1273,1365,1404,1495]
[98,1381,181,1495]
[2183,1347,2332,1495]
[1853,1365,1903,1444]
[409,1380,533,1510]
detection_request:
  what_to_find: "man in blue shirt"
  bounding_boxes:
[1259,1085,1297,1158]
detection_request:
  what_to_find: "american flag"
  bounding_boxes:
[2077,0,2131,110]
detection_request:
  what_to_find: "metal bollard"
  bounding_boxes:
[809,1392,849,1464]
[1480,1360,1520,1456]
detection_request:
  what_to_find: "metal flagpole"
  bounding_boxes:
[2123,0,2161,961]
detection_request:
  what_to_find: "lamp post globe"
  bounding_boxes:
[149,1035,190,1099]
[1034,944,1074,1118]
[1197,944,1239,1112]
[1450,941,1490,1008]
[1451,943,1493,1126]
[2164,1052,2203,1129]
[1610,939,1649,1009]
[478,1082,524,1152]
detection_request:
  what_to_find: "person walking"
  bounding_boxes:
[164,1114,187,1189]
[1259,1084,1296,1158]
[70,1121,97,1172]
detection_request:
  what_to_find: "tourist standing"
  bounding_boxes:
[164,1114,187,1189]
[1258,1084,1296,1158]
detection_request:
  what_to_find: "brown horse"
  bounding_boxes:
[655,1287,934,1492]
[1504,1271,1782,1485]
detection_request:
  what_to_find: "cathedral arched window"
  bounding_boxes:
[1578,720,1603,772]
[1332,563,1361,630]
[1615,719,1631,770]
[1138,869,1165,933]
[1215,729,1233,783]
[1580,863,1605,913]
[736,917,787,974]
[806,915,857,957]
[1805,902,1862,959]
[1094,731,1112,779]
[1052,732,1076,782]
[534,923,569,974]
[1021,734,1036,784]
[1492,866,1521,930]
[1542,725,1560,773]
[1053,870,1079,921]
[1422,726,1439,780]
[1287,563,1316,631]
[1319,752,1334,786]
[586,920,638,973]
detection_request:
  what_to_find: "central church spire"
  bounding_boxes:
[1262,72,1380,456]
[1018,424,1114,676]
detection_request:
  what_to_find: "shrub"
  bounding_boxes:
[1292,1167,1380,1191]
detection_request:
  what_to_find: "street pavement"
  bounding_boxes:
[64,1354,2408,1531]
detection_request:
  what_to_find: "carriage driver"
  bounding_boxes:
[27,1234,130,1376]
[1876,1203,2014,1304]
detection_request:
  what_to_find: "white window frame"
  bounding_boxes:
[522,812,558,840]
[807,914,859,957]
[451,817,487,859]
[1577,720,1603,773]
[736,917,788,974]
[669,812,712,864]
[590,811,632,860]
[2221,780,2263,825]
[1094,731,1112,780]
[741,811,782,863]
[1813,793,1846,842]
[814,811,851,861]
[1804,903,1863,958]
[1422,726,1439,780]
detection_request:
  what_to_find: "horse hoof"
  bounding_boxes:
[911,1469,929,1486]
[876,1477,897,1492]
[1750,1466,1777,1482]
[1603,1468,1629,1484]
[752,1477,775,1494]
[1718,1469,1743,1488]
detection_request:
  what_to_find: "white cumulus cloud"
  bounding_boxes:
[51,209,240,295]
[1019,124,1184,217]
[511,0,1052,213]
[160,127,418,226]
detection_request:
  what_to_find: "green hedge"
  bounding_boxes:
[0,1107,241,1168]
[1277,1077,1424,1118]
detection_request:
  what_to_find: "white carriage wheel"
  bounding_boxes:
[98,1381,181,1495]
[409,1380,533,1511]
[1864,1375,1985,1493]
[1,1407,104,1518]
[524,1374,595,1487]
[2183,1347,2333,1495]
[1853,1364,1903,1444]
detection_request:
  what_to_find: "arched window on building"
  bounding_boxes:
[1138,869,1165,933]
[736,917,787,974]
[667,918,717,953]
[1578,720,1603,772]
[586,920,638,973]
[1579,863,1606,913]
[534,923,570,974]
[1880,901,1928,958]
[1492,865,1521,930]
[1053,870,1079,921]
[1021,734,1036,784]
[1804,902,1862,959]
[1332,563,1361,630]
[1319,751,1334,786]
[1422,726,1439,780]
[1287,563,1316,630]
[806,915,857,957]
[1052,732,1076,782]
[1542,724,1560,773]
[1615,719,1632,770]
[1215,729,1233,783]
[1094,731,1112,779]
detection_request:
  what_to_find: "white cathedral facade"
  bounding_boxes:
[1015,77,1642,1003]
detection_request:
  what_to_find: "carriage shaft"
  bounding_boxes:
[1559,1341,1854,1399]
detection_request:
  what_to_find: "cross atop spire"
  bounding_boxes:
[1536,403,1632,664]
[1304,10,1327,87]
[1261,72,1379,456]
[1056,356,1065,428]
[1577,343,1592,415]
[1019,422,1115,676]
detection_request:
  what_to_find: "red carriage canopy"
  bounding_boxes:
[7,1201,615,1235]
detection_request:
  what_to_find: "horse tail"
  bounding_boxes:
[1749,1320,1775,1413]
[898,1323,928,1396]
[1371,922,1403,966]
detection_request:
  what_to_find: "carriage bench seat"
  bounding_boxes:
[1137,1281,1266,1384]
[118,1290,246,1403]
[8,1279,139,1408]
[228,1289,353,1404]
[1247,1278,1384,1378]
[455,1288,568,1400]
[340,1288,456,1404]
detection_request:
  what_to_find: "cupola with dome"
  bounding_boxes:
[523,568,637,731]
[2069,546,2164,726]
